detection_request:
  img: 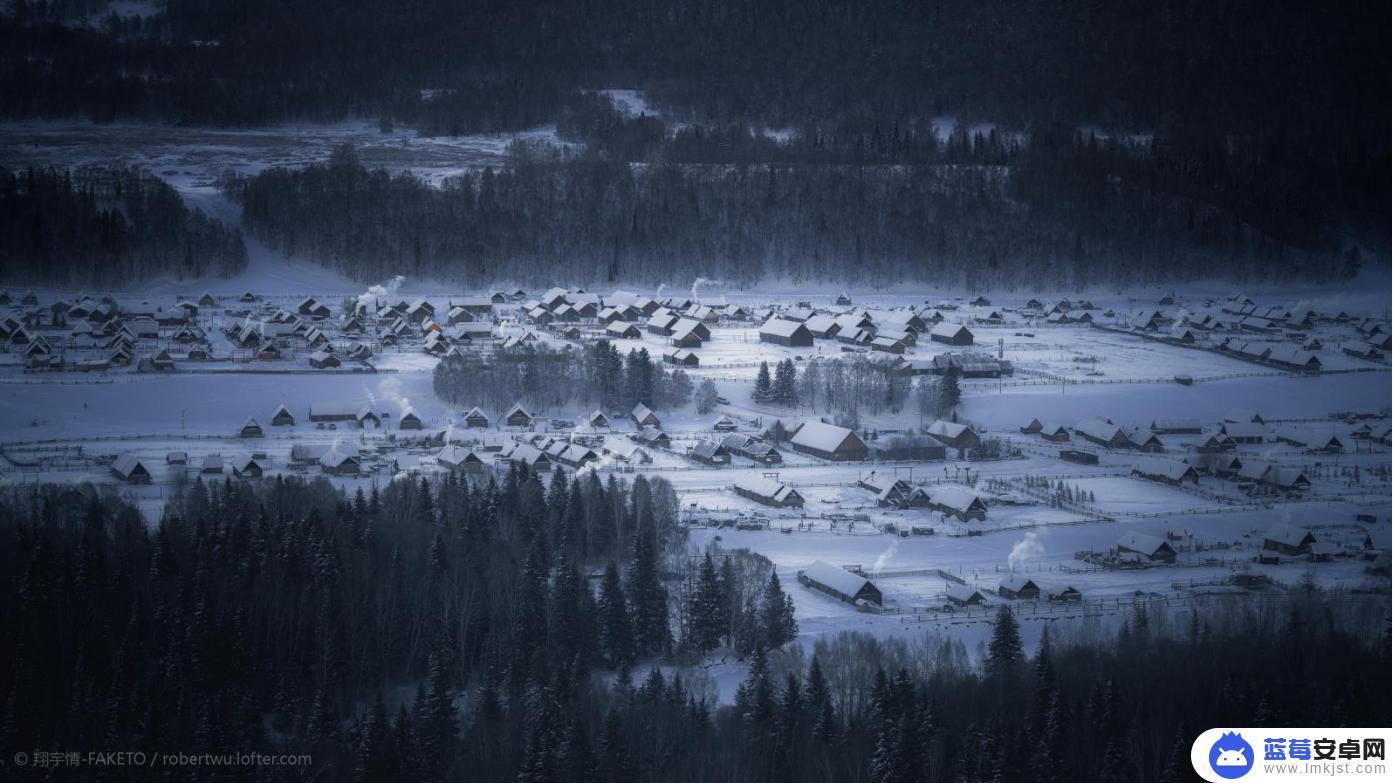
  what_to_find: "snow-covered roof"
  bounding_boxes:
[1074,418,1122,442]
[735,476,799,503]
[1264,524,1315,547]
[790,420,859,452]
[802,561,875,598]
[1132,457,1194,481]
[930,322,970,338]
[999,574,1039,593]
[759,318,808,338]
[930,484,986,513]
[945,584,984,602]
[1117,531,1170,557]
[926,420,974,440]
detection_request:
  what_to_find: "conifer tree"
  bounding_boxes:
[752,361,773,404]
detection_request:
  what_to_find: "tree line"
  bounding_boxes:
[226,136,1363,291]
[0,165,247,285]
[2,478,1386,780]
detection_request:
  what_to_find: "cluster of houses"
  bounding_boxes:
[758,305,974,353]
[1115,292,1389,370]
[3,291,221,371]
[794,560,1084,612]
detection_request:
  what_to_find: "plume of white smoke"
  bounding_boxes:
[655,283,667,300]
[377,376,410,419]
[577,451,616,476]
[356,275,406,312]
[691,277,712,304]
[1007,531,1044,572]
[871,538,899,574]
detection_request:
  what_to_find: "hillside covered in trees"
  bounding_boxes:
[228,131,1363,289]
[0,166,246,284]
[1,479,1386,781]
[4,1,1386,286]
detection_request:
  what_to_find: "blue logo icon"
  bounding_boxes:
[1209,731,1254,779]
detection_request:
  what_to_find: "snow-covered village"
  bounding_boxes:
[0,2,1389,781]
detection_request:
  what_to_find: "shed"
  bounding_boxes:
[461,407,490,428]
[399,410,423,430]
[587,410,611,428]
[734,476,805,508]
[111,454,152,484]
[308,351,341,369]
[799,561,882,607]
[239,418,264,438]
[945,585,986,606]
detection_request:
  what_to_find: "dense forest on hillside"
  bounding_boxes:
[3,1,1387,285]
[1,480,1386,781]
[0,166,246,284]
[227,136,1358,289]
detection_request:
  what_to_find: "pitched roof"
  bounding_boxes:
[791,421,861,452]
[759,318,808,338]
[802,561,875,598]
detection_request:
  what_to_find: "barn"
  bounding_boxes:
[734,477,805,508]
[1117,531,1176,563]
[462,407,490,428]
[309,401,376,424]
[1263,525,1316,556]
[308,350,341,369]
[1131,457,1199,486]
[929,322,974,345]
[789,421,868,461]
[759,318,814,347]
[945,585,986,606]
[239,418,264,438]
[587,410,611,428]
[799,561,882,607]
[399,410,423,430]
[1074,418,1128,449]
